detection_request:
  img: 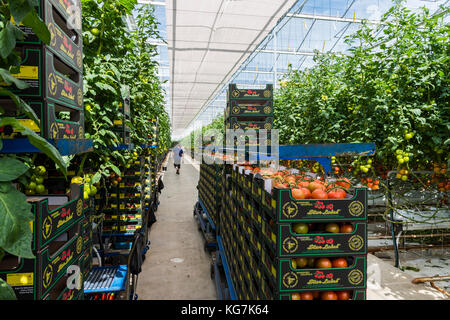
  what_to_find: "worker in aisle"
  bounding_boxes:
[172,144,184,175]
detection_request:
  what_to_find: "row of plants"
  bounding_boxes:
[273,3,449,179]
[78,0,170,183]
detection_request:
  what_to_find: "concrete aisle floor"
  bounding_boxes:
[136,155,217,300]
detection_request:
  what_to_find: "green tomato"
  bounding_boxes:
[401,175,408,181]
[36,165,46,175]
[91,28,100,36]
[405,133,413,140]
[398,158,404,164]
[35,184,45,194]
[89,185,97,196]
[27,181,37,190]
[35,177,44,184]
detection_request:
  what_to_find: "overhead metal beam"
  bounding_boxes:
[286,12,383,25]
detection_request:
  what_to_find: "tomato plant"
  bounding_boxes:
[274,3,449,173]
[0,0,67,300]
[78,0,171,183]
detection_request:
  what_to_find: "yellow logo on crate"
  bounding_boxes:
[43,265,53,289]
[263,90,271,98]
[77,199,83,216]
[76,50,82,68]
[42,216,53,240]
[48,23,57,46]
[232,90,240,98]
[264,123,272,130]
[232,106,240,114]
[78,126,84,139]
[48,73,58,95]
[282,201,298,218]
[77,88,83,106]
[349,201,364,217]
[50,123,59,139]
[282,271,298,289]
[282,236,298,254]
[264,106,272,114]
[348,269,364,285]
[76,236,83,254]
[349,235,364,251]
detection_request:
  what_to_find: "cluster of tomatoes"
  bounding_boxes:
[291,290,352,300]
[25,165,47,195]
[292,222,354,235]
[250,166,351,200]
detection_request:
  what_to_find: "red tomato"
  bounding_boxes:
[340,223,354,233]
[311,189,328,199]
[291,293,301,300]
[300,292,314,300]
[291,188,306,199]
[321,291,338,300]
[315,258,332,269]
[331,258,348,268]
[337,290,351,300]
[300,187,311,199]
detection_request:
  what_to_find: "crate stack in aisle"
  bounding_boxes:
[220,165,368,300]
[0,0,84,140]
[102,156,145,241]
[198,155,231,229]
[0,182,91,300]
[224,84,273,158]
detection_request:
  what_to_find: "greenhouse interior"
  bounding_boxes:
[0,0,449,307]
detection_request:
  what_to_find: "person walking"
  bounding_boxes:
[173,144,184,175]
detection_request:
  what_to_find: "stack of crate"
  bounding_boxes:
[222,165,368,300]
[0,0,84,140]
[0,183,88,300]
[198,155,230,228]
[224,84,273,160]
[102,156,144,241]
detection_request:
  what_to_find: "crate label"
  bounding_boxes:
[13,66,39,80]
[18,119,40,132]
[7,273,34,286]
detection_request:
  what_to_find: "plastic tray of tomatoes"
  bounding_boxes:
[271,187,368,223]
[279,289,366,300]
[276,222,367,258]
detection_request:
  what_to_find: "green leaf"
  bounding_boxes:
[0,118,67,177]
[0,69,29,89]
[109,164,121,176]
[0,23,17,59]
[0,157,29,182]
[91,172,101,185]
[95,82,117,94]
[21,10,50,45]
[0,88,39,124]
[0,278,17,300]
[8,0,34,24]
[0,181,34,259]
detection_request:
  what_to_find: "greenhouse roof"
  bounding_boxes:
[159,0,449,139]
[166,0,299,134]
